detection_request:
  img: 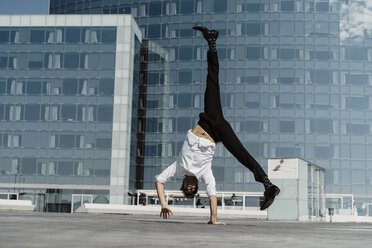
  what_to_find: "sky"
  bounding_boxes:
[0,0,49,14]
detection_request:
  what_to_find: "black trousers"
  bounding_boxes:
[197,51,267,183]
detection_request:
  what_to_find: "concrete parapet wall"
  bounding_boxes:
[76,204,267,219]
[0,200,35,211]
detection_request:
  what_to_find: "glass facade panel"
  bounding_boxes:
[43,0,372,205]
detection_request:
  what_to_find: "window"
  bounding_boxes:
[316,1,329,12]
[244,121,260,133]
[179,47,193,60]
[178,93,192,108]
[181,0,194,14]
[28,53,44,68]
[63,53,79,68]
[312,119,333,134]
[100,53,115,69]
[58,161,74,175]
[148,24,161,38]
[346,97,369,110]
[63,79,78,95]
[213,0,227,12]
[179,70,192,84]
[177,117,191,132]
[280,121,295,133]
[24,105,40,121]
[149,1,162,15]
[21,158,37,175]
[245,47,261,59]
[246,3,263,12]
[0,30,10,43]
[245,23,262,36]
[347,74,367,85]
[96,138,112,148]
[347,124,369,134]
[65,27,81,42]
[30,29,44,42]
[61,105,76,121]
[278,49,299,59]
[99,78,114,95]
[97,105,113,121]
[315,146,331,159]
[348,48,366,61]
[0,55,7,68]
[59,134,75,148]
[0,80,6,94]
[101,29,116,42]
[281,1,294,11]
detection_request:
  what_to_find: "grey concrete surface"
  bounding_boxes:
[0,211,371,248]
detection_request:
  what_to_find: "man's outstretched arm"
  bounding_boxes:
[155,180,173,219]
[208,195,225,225]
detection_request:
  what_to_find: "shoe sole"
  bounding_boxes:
[260,188,281,211]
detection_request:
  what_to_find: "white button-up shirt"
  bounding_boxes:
[155,130,217,196]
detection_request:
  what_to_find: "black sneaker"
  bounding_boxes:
[193,26,219,40]
[260,185,280,210]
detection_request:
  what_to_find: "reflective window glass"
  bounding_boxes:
[177,117,191,132]
[63,79,78,94]
[64,53,79,68]
[245,121,260,133]
[316,1,329,12]
[245,47,261,59]
[59,134,75,147]
[100,53,115,69]
[280,121,295,132]
[0,30,10,43]
[0,55,7,68]
[346,97,368,110]
[347,124,369,134]
[0,104,4,120]
[315,146,331,159]
[99,78,114,95]
[245,23,262,36]
[179,47,193,60]
[347,74,367,85]
[213,0,227,12]
[30,29,44,42]
[178,93,192,108]
[61,105,76,121]
[101,29,116,42]
[97,105,113,121]
[96,138,112,148]
[246,3,263,12]
[58,161,74,175]
[149,1,162,15]
[179,70,192,84]
[180,0,194,14]
[21,158,37,175]
[0,80,5,94]
[24,105,40,121]
[281,1,294,11]
[65,27,81,42]
[28,53,44,68]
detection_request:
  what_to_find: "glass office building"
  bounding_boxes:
[0,15,141,212]
[47,0,372,210]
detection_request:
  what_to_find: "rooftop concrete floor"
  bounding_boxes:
[0,211,371,248]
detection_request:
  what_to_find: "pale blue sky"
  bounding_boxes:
[0,0,49,14]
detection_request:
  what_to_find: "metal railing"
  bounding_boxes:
[134,190,263,210]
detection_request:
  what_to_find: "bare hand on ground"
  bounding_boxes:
[160,206,173,219]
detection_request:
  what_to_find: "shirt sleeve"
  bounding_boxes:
[155,161,177,184]
[201,168,217,196]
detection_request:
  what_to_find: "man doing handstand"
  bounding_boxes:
[155,26,280,224]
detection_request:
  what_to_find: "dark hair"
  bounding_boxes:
[180,176,198,198]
